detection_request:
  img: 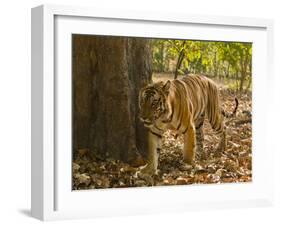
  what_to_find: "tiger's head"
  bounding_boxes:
[138,80,171,126]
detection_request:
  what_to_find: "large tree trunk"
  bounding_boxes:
[73,35,152,163]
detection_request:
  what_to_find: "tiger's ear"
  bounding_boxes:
[162,80,171,94]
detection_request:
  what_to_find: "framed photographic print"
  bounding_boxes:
[31,4,274,221]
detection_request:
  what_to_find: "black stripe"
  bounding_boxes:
[182,126,188,134]
[150,130,162,138]
[162,107,174,123]
[177,122,182,130]
[176,103,183,130]
[195,121,204,130]
[154,124,164,132]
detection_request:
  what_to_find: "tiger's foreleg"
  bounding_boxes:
[139,131,160,175]
[183,123,196,165]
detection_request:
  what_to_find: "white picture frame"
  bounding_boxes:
[31,4,274,221]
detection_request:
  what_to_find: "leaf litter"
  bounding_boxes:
[73,89,252,190]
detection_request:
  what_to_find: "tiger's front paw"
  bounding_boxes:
[183,157,194,165]
[138,164,158,176]
[183,151,195,165]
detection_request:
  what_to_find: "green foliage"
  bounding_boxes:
[151,39,252,90]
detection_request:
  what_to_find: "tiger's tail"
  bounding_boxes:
[221,98,239,118]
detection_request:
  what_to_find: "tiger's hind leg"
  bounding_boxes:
[206,81,226,154]
[213,120,226,153]
[183,123,196,165]
[195,113,205,159]
[208,111,226,153]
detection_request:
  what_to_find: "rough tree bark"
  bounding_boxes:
[73,35,152,163]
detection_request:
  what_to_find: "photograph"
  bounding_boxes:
[72,35,252,190]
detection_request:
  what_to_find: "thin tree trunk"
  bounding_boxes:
[246,57,252,90]
[235,68,239,91]
[174,41,186,79]
[246,77,252,90]
[157,41,165,72]
[239,54,249,91]
[213,51,218,78]
[226,62,230,78]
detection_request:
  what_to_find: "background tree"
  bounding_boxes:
[151,39,252,91]
[218,42,252,91]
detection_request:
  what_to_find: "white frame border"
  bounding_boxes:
[31,4,274,221]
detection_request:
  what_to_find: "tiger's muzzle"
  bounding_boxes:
[139,117,153,126]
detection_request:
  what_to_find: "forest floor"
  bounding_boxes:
[73,84,252,190]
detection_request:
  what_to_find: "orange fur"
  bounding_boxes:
[139,75,229,174]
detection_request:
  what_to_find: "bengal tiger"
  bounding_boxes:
[138,74,238,175]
